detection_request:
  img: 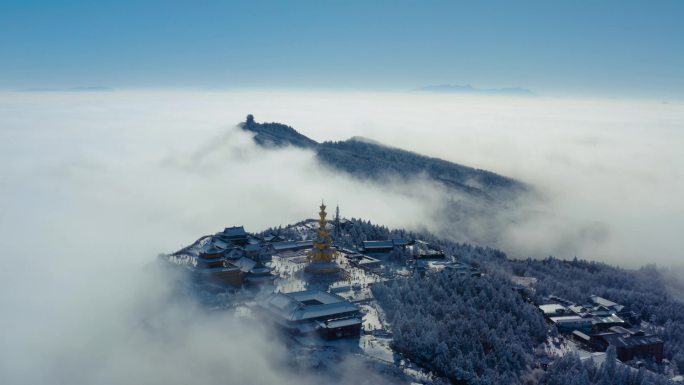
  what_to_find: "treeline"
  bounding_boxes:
[372,271,547,385]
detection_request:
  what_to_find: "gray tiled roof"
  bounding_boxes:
[222,226,247,238]
[272,240,313,251]
[602,333,663,348]
[263,290,359,322]
[363,240,394,249]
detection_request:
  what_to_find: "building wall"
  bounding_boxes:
[320,323,362,340]
[206,270,244,286]
[617,343,664,362]
[285,310,360,326]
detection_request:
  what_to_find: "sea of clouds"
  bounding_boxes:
[0,90,681,384]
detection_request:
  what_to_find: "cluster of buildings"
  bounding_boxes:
[173,203,348,288]
[539,295,664,362]
[339,249,382,269]
[168,201,465,342]
[185,226,277,287]
[168,202,371,341]
[362,239,445,258]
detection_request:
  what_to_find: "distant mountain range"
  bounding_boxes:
[239,115,526,203]
[18,86,114,92]
[415,84,533,96]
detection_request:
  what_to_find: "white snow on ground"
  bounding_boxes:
[543,335,606,367]
[270,253,309,293]
[360,335,394,362]
[361,304,382,331]
[577,350,607,366]
[543,336,576,358]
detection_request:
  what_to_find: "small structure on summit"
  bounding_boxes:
[219,226,249,245]
[305,202,340,274]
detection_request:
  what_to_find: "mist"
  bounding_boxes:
[0,90,682,384]
[230,91,683,267]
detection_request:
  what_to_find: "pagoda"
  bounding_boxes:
[305,201,340,274]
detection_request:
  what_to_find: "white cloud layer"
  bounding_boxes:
[0,90,682,384]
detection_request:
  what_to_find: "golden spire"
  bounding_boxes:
[308,200,337,266]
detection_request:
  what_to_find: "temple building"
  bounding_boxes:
[184,233,274,287]
[260,290,362,339]
[305,202,340,274]
[272,240,314,253]
[219,226,249,245]
[245,265,276,286]
[191,251,243,286]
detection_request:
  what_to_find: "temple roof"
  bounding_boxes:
[199,243,226,256]
[232,257,257,273]
[244,243,262,252]
[222,226,248,239]
[272,240,313,251]
[263,290,359,322]
[363,240,394,249]
[601,333,663,348]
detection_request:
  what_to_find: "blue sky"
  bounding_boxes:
[1,0,682,96]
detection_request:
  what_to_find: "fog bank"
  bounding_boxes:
[0,90,682,383]
[2,91,682,264]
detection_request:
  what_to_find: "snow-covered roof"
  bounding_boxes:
[539,304,568,315]
[592,314,625,325]
[601,333,662,348]
[608,326,635,335]
[222,226,247,238]
[232,257,257,273]
[244,243,262,252]
[272,240,313,251]
[568,304,588,314]
[211,238,230,249]
[358,255,381,265]
[288,290,341,305]
[199,243,225,256]
[589,295,622,311]
[572,330,591,341]
[392,238,410,246]
[363,240,394,249]
[192,265,241,273]
[326,317,362,329]
[250,266,271,275]
[264,234,286,242]
[224,248,244,260]
[263,290,360,322]
[549,315,592,324]
[578,351,607,366]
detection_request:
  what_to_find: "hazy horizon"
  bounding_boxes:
[8,86,684,101]
[2,1,683,98]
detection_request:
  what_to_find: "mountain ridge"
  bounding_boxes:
[415,84,534,96]
[239,115,526,201]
